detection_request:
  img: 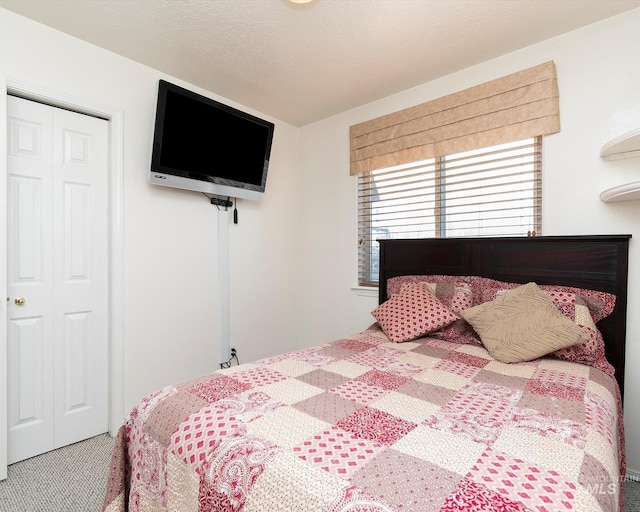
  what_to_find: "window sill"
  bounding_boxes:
[351,286,378,297]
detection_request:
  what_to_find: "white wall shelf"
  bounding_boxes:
[600,128,640,160]
[600,181,640,203]
[600,128,640,202]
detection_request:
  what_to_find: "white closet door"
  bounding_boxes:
[6,96,109,463]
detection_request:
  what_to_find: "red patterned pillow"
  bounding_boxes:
[555,325,614,376]
[551,304,614,376]
[540,285,615,324]
[372,283,459,343]
[387,274,474,299]
[398,281,472,310]
[476,278,615,324]
[387,275,481,346]
[417,281,480,346]
[418,282,473,313]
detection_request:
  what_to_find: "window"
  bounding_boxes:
[357,137,542,286]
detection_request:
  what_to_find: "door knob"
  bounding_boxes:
[14,297,25,305]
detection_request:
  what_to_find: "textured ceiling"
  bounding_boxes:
[1,0,639,126]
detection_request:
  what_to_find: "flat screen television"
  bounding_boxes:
[149,80,275,201]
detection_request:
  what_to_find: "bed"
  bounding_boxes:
[103,235,630,512]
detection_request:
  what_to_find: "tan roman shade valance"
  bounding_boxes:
[350,61,560,175]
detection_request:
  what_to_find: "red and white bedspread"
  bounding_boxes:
[102,327,624,512]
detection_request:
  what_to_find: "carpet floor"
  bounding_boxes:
[0,433,638,511]
[0,433,114,512]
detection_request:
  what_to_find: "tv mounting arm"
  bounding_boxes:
[209,196,233,208]
[206,194,238,224]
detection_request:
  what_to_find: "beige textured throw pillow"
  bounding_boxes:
[460,282,587,363]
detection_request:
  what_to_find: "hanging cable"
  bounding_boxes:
[219,348,239,369]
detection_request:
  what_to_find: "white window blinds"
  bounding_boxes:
[357,137,542,286]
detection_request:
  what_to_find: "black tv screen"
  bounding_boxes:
[149,80,275,201]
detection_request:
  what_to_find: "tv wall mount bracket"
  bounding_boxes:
[209,196,233,208]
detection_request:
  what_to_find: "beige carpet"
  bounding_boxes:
[0,433,115,512]
[0,433,638,511]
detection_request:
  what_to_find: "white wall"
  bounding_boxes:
[298,8,640,474]
[0,8,300,415]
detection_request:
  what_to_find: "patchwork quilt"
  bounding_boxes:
[102,327,624,512]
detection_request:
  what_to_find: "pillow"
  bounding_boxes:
[398,281,472,312]
[387,275,481,346]
[372,283,459,343]
[418,281,481,346]
[547,300,614,375]
[476,277,615,323]
[461,282,587,363]
[540,285,615,324]
[420,281,472,313]
[386,274,474,300]
[473,277,616,372]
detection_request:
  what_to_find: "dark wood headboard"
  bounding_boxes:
[378,235,631,396]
